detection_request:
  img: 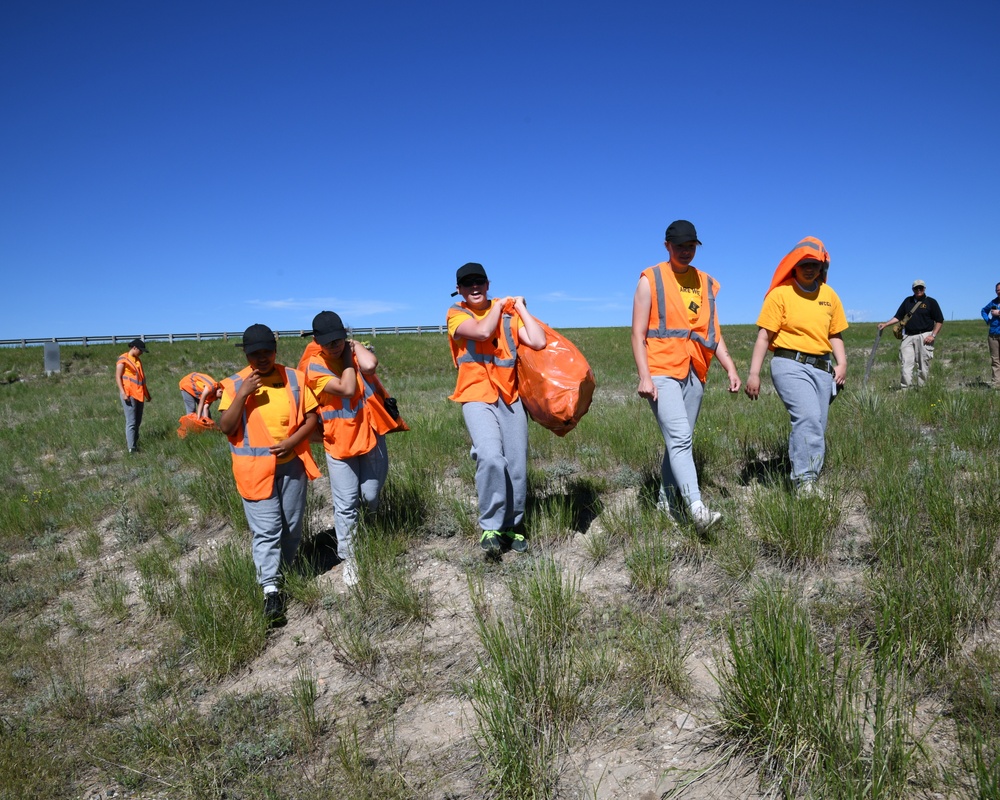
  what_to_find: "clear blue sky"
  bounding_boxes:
[3,0,998,340]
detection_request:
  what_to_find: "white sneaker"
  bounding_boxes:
[342,558,358,587]
[690,506,722,534]
[797,481,824,498]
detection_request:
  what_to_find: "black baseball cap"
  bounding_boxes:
[664,220,702,245]
[238,323,277,354]
[456,262,488,284]
[305,310,348,345]
[128,338,147,352]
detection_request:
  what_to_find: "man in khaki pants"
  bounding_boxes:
[878,280,944,389]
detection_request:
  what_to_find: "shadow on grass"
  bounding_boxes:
[739,455,790,487]
[298,527,340,574]
[527,477,605,533]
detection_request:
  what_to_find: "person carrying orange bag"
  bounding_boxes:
[302,311,401,588]
[447,263,546,554]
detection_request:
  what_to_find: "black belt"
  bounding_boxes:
[905,330,932,336]
[773,348,833,374]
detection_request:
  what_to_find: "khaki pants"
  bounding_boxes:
[900,333,934,388]
[989,336,1000,388]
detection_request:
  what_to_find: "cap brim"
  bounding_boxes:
[243,342,277,354]
[314,330,347,345]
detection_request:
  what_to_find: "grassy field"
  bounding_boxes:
[1,320,999,799]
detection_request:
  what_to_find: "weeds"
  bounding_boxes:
[170,543,267,680]
[1,324,997,797]
[750,486,842,565]
[624,528,673,594]
[715,580,918,797]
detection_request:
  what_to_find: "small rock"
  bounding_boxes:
[674,712,697,731]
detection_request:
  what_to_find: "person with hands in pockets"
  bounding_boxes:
[447,262,546,554]
[115,338,151,454]
[631,220,741,534]
[218,324,321,626]
[744,237,847,497]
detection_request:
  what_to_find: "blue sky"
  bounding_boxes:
[3,0,998,340]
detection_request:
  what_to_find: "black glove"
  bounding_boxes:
[383,396,399,420]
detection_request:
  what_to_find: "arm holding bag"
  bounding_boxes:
[515,319,595,437]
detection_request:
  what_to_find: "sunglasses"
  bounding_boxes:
[459,277,486,287]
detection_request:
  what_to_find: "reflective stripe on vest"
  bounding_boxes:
[183,373,212,396]
[311,358,374,421]
[227,369,304,457]
[646,267,719,352]
[452,306,517,368]
[320,377,373,421]
[118,357,144,387]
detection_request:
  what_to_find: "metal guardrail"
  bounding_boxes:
[0,325,448,348]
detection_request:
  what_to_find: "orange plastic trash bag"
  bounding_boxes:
[177,413,215,438]
[515,318,595,436]
[363,371,409,434]
[299,340,408,434]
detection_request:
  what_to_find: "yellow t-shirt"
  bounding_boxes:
[757,282,849,355]
[673,268,703,326]
[220,369,319,464]
[310,356,345,395]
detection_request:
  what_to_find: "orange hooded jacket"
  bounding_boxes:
[765,237,830,296]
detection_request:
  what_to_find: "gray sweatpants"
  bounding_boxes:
[326,434,388,562]
[770,357,833,486]
[181,391,198,415]
[462,398,528,532]
[242,457,308,590]
[649,370,704,510]
[120,397,144,452]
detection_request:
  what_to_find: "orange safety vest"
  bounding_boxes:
[178,372,218,399]
[304,352,379,460]
[297,340,322,374]
[641,263,721,383]
[117,352,149,401]
[765,237,830,296]
[220,364,321,501]
[447,300,519,404]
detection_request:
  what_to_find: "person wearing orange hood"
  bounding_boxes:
[744,238,848,496]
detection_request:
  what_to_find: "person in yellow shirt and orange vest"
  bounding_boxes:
[631,221,741,534]
[448,263,546,554]
[115,338,151,454]
[178,372,222,419]
[302,311,389,587]
[744,237,848,496]
[218,324,321,625]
